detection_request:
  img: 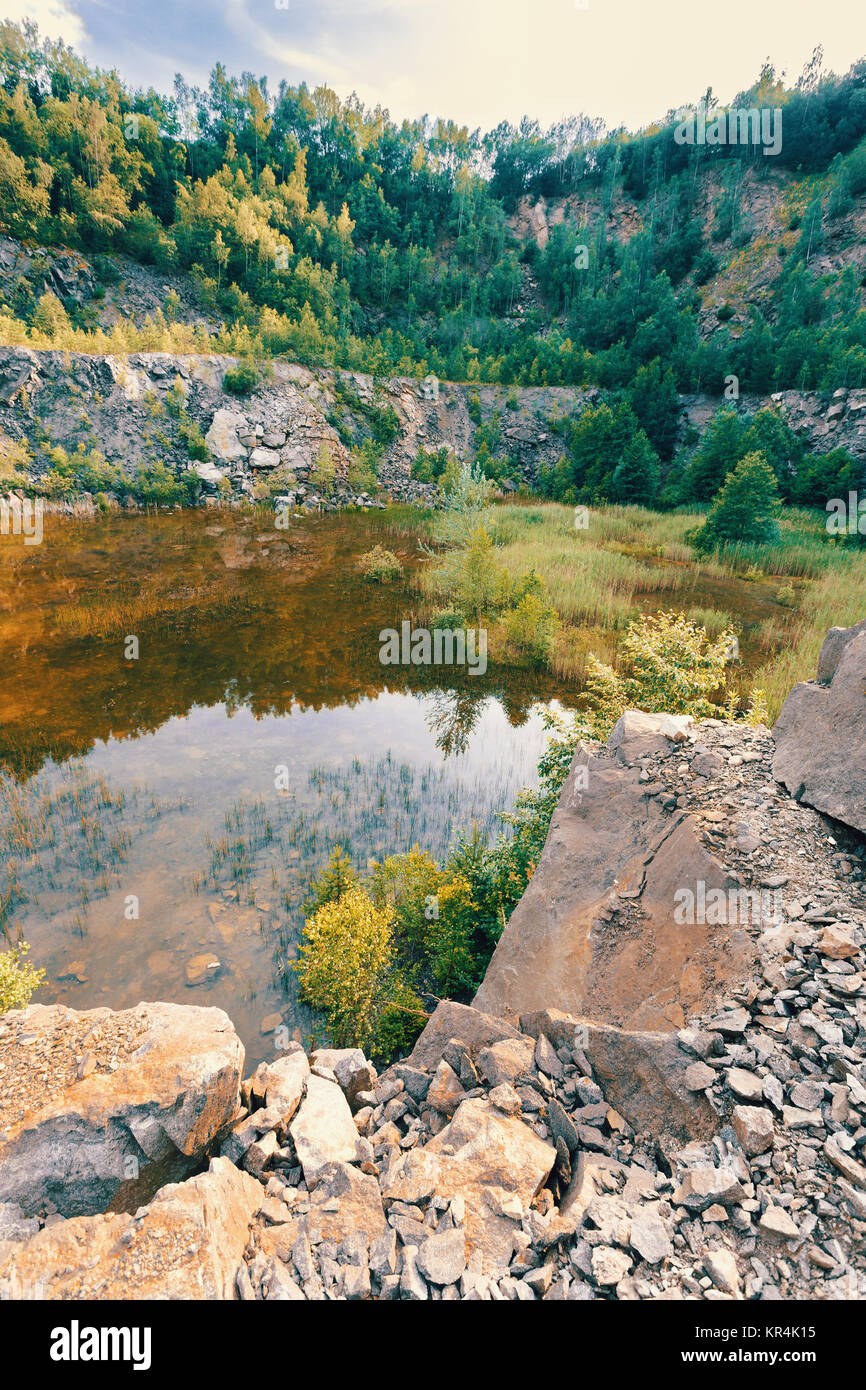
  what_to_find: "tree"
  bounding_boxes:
[610,433,660,505]
[310,440,336,497]
[681,407,746,502]
[691,451,781,552]
[629,359,680,460]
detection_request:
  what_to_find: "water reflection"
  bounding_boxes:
[0,508,576,1065]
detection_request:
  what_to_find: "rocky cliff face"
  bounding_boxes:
[1,343,864,510]
[1,628,864,1301]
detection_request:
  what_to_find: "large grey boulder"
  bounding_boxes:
[0,1002,244,1217]
[772,619,866,833]
[406,1000,525,1071]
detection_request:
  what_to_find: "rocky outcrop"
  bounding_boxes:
[0,1158,262,1301]
[0,1001,244,1217]
[4,341,863,516]
[474,713,758,1032]
[773,619,866,834]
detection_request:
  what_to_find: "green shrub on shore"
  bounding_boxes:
[295,882,425,1055]
[584,610,738,737]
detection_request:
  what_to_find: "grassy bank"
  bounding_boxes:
[407,499,864,722]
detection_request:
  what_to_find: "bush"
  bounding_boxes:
[358,544,402,582]
[310,441,336,498]
[347,438,383,492]
[585,611,736,737]
[251,464,297,502]
[0,432,30,487]
[410,445,451,484]
[127,461,196,507]
[294,883,425,1054]
[444,523,512,623]
[502,590,561,665]
[0,942,44,1015]
[369,849,477,996]
[223,361,260,394]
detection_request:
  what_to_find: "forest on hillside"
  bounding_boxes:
[1,19,866,397]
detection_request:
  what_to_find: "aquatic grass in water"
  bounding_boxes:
[0,761,152,943]
[198,742,537,982]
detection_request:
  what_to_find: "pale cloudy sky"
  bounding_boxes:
[4,0,865,131]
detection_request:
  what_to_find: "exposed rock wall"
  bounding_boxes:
[773,619,866,834]
[1,345,865,511]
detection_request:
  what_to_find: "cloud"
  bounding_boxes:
[2,0,87,46]
[223,0,350,83]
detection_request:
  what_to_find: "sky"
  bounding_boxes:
[4,0,865,133]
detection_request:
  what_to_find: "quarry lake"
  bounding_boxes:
[0,507,576,1065]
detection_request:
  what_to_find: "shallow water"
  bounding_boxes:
[0,508,573,1065]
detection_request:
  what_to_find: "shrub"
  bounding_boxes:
[502,590,561,665]
[444,523,512,623]
[347,438,383,492]
[310,441,336,498]
[223,361,260,394]
[358,544,402,582]
[251,464,297,502]
[127,461,197,508]
[294,883,424,1054]
[0,942,44,1015]
[369,848,476,995]
[585,611,736,737]
[410,445,451,484]
[0,432,30,487]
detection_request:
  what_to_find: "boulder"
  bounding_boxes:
[772,620,866,833]
[425,1060,466,1114]
[204,408,248,463]
[309,1048,375,1105]
[424,1099,555,1274]
[289,1074,361,1186]
[0,1003,244,1217]
[259,1161,386,1262]
[193,460,224,491]
[520,1012,718,1143]
[407,1000,525,1072]
[474,741,755,1032]
[248,447,281,470]
[252,1048,309,1121]
[477,1036,535,1087]
[0,1158,262,1300]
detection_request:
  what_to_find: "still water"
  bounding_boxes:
[0,508,573,1064]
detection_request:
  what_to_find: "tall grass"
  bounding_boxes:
[413,500,865,714]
